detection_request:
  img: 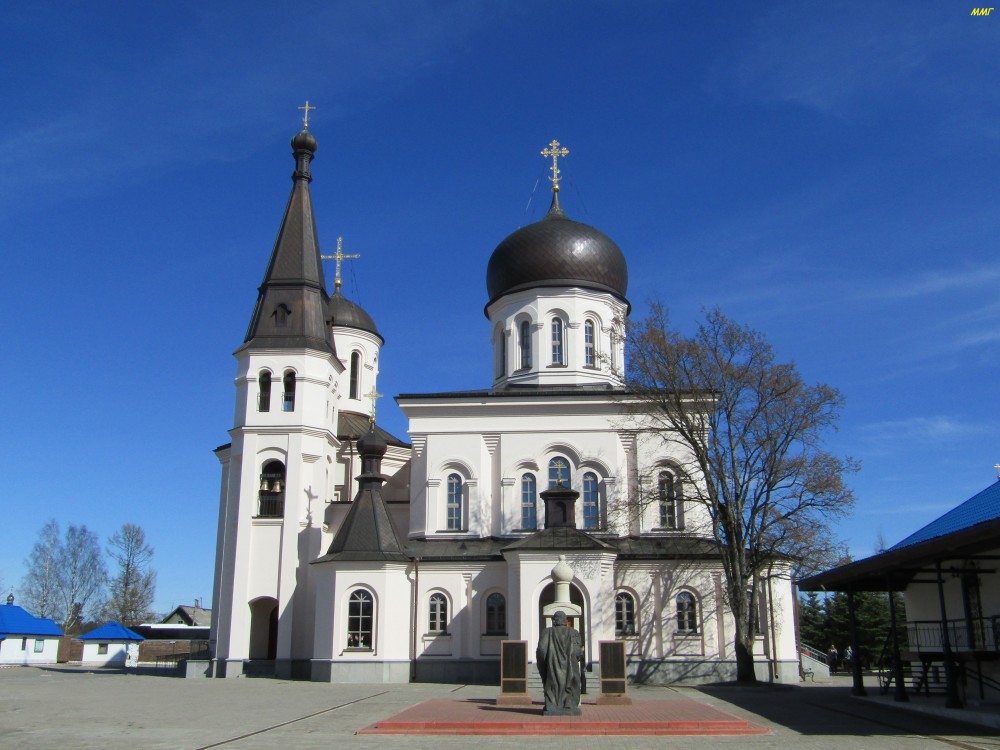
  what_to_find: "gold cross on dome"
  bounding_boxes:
[541,139,569,193]
[298,100,316,129]
[552,458,568,487]
[320,237,361,293]
[364,387,383,424]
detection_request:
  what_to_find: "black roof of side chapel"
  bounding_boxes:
[316,423,409,563]
[240,127,335,355]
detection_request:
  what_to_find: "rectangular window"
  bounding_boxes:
[34,639,44,653]
[520,475,537,530]
[584,320,595,367]
[97,643,109,655]
[21,637,27,651]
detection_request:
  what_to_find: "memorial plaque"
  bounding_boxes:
[497,640,531,705]
[597,640,633,705]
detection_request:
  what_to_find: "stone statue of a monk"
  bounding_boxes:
[536,610,583,715]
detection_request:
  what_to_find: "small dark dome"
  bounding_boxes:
[291,128,317,153]
[328,291,383,341]
[486,196,628,307]
[357,423,388,459]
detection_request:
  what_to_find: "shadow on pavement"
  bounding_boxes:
[698,683,1000,739]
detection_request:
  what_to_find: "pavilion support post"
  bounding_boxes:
[935,560,964,709]
[887,586,909,702]
[847,590,867,697]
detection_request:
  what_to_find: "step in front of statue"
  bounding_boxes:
[527,663,602,692]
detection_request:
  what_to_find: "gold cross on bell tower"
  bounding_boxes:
[541,139,569,193]
[298,100,315,130]
[321,237,361,293]
[364,387,383,424]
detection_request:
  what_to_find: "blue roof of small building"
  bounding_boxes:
[0,604,63,638]
[79,621,144,642]
[890,479,1000,551]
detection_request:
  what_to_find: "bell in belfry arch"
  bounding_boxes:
[273,480,282,493]
[260,478,270,492]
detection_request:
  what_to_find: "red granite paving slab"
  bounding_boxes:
[358,698,771,736]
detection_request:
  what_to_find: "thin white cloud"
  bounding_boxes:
[859,415,987,445]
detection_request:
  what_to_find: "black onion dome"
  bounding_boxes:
[486,195,628,307]
[291,128,317,153]
[328,291,383,342]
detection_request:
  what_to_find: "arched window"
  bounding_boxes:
[428,593,448,633]
[486,593,506,635]
[676,591,698,634]
[584,319,596,367]
[282,371,296,412]
[257,371,271,412]
[257,460,285,517]
[520,474,537,530]
[349,352,361,400]
[495,326,506,379]
[274,303,290,327]
[519,320,531,369]
[551,318,564,365]
[582,472,600,529]
[548,457,571,489]
[615,591,636,636]
[446,474,463,531]
[658,471,682,529]
[347,589,374,649]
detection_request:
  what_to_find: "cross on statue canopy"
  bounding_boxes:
[364,387,383,424]
[541,140,569,193]
[298,100,315,130]
[321,237,361,293]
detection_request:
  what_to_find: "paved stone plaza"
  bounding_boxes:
[2,668,999,750]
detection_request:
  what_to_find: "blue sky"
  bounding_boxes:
[2,2,997,615]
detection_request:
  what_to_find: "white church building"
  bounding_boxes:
[209,122,799,684]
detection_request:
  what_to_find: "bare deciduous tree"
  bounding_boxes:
[20,520,62,619]
[56,525,106,633]
[104,523,156,627]
[625,304,856,681]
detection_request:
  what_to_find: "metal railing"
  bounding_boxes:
[907,617,1000,652]
[257,493,284,518]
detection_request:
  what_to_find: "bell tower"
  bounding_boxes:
[212,108,343,679]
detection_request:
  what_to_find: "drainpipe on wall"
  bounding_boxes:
[410,557,420,683]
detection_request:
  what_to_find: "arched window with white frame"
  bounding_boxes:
[257,371,271,412]
[346,589,374,649]
[615,591,637,636]
[494,325,506,379]
[520,474,537,530]
[584,319,596,367]
[548,457,571,489]
[485,592,506,635]
[428,592,448,634]
[257,460,285,518]
[446,474,463,531]
[658,470,683,529]
[282,371,296,411]
[519,320,531,369]
[676,591,698,634]
[582,471,601,529]
[349,352,361,400]
[551,317,564,365]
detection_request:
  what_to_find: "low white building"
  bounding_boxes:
[79,621,144,667]
[210,123,799,684]
[0,596,63,665]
